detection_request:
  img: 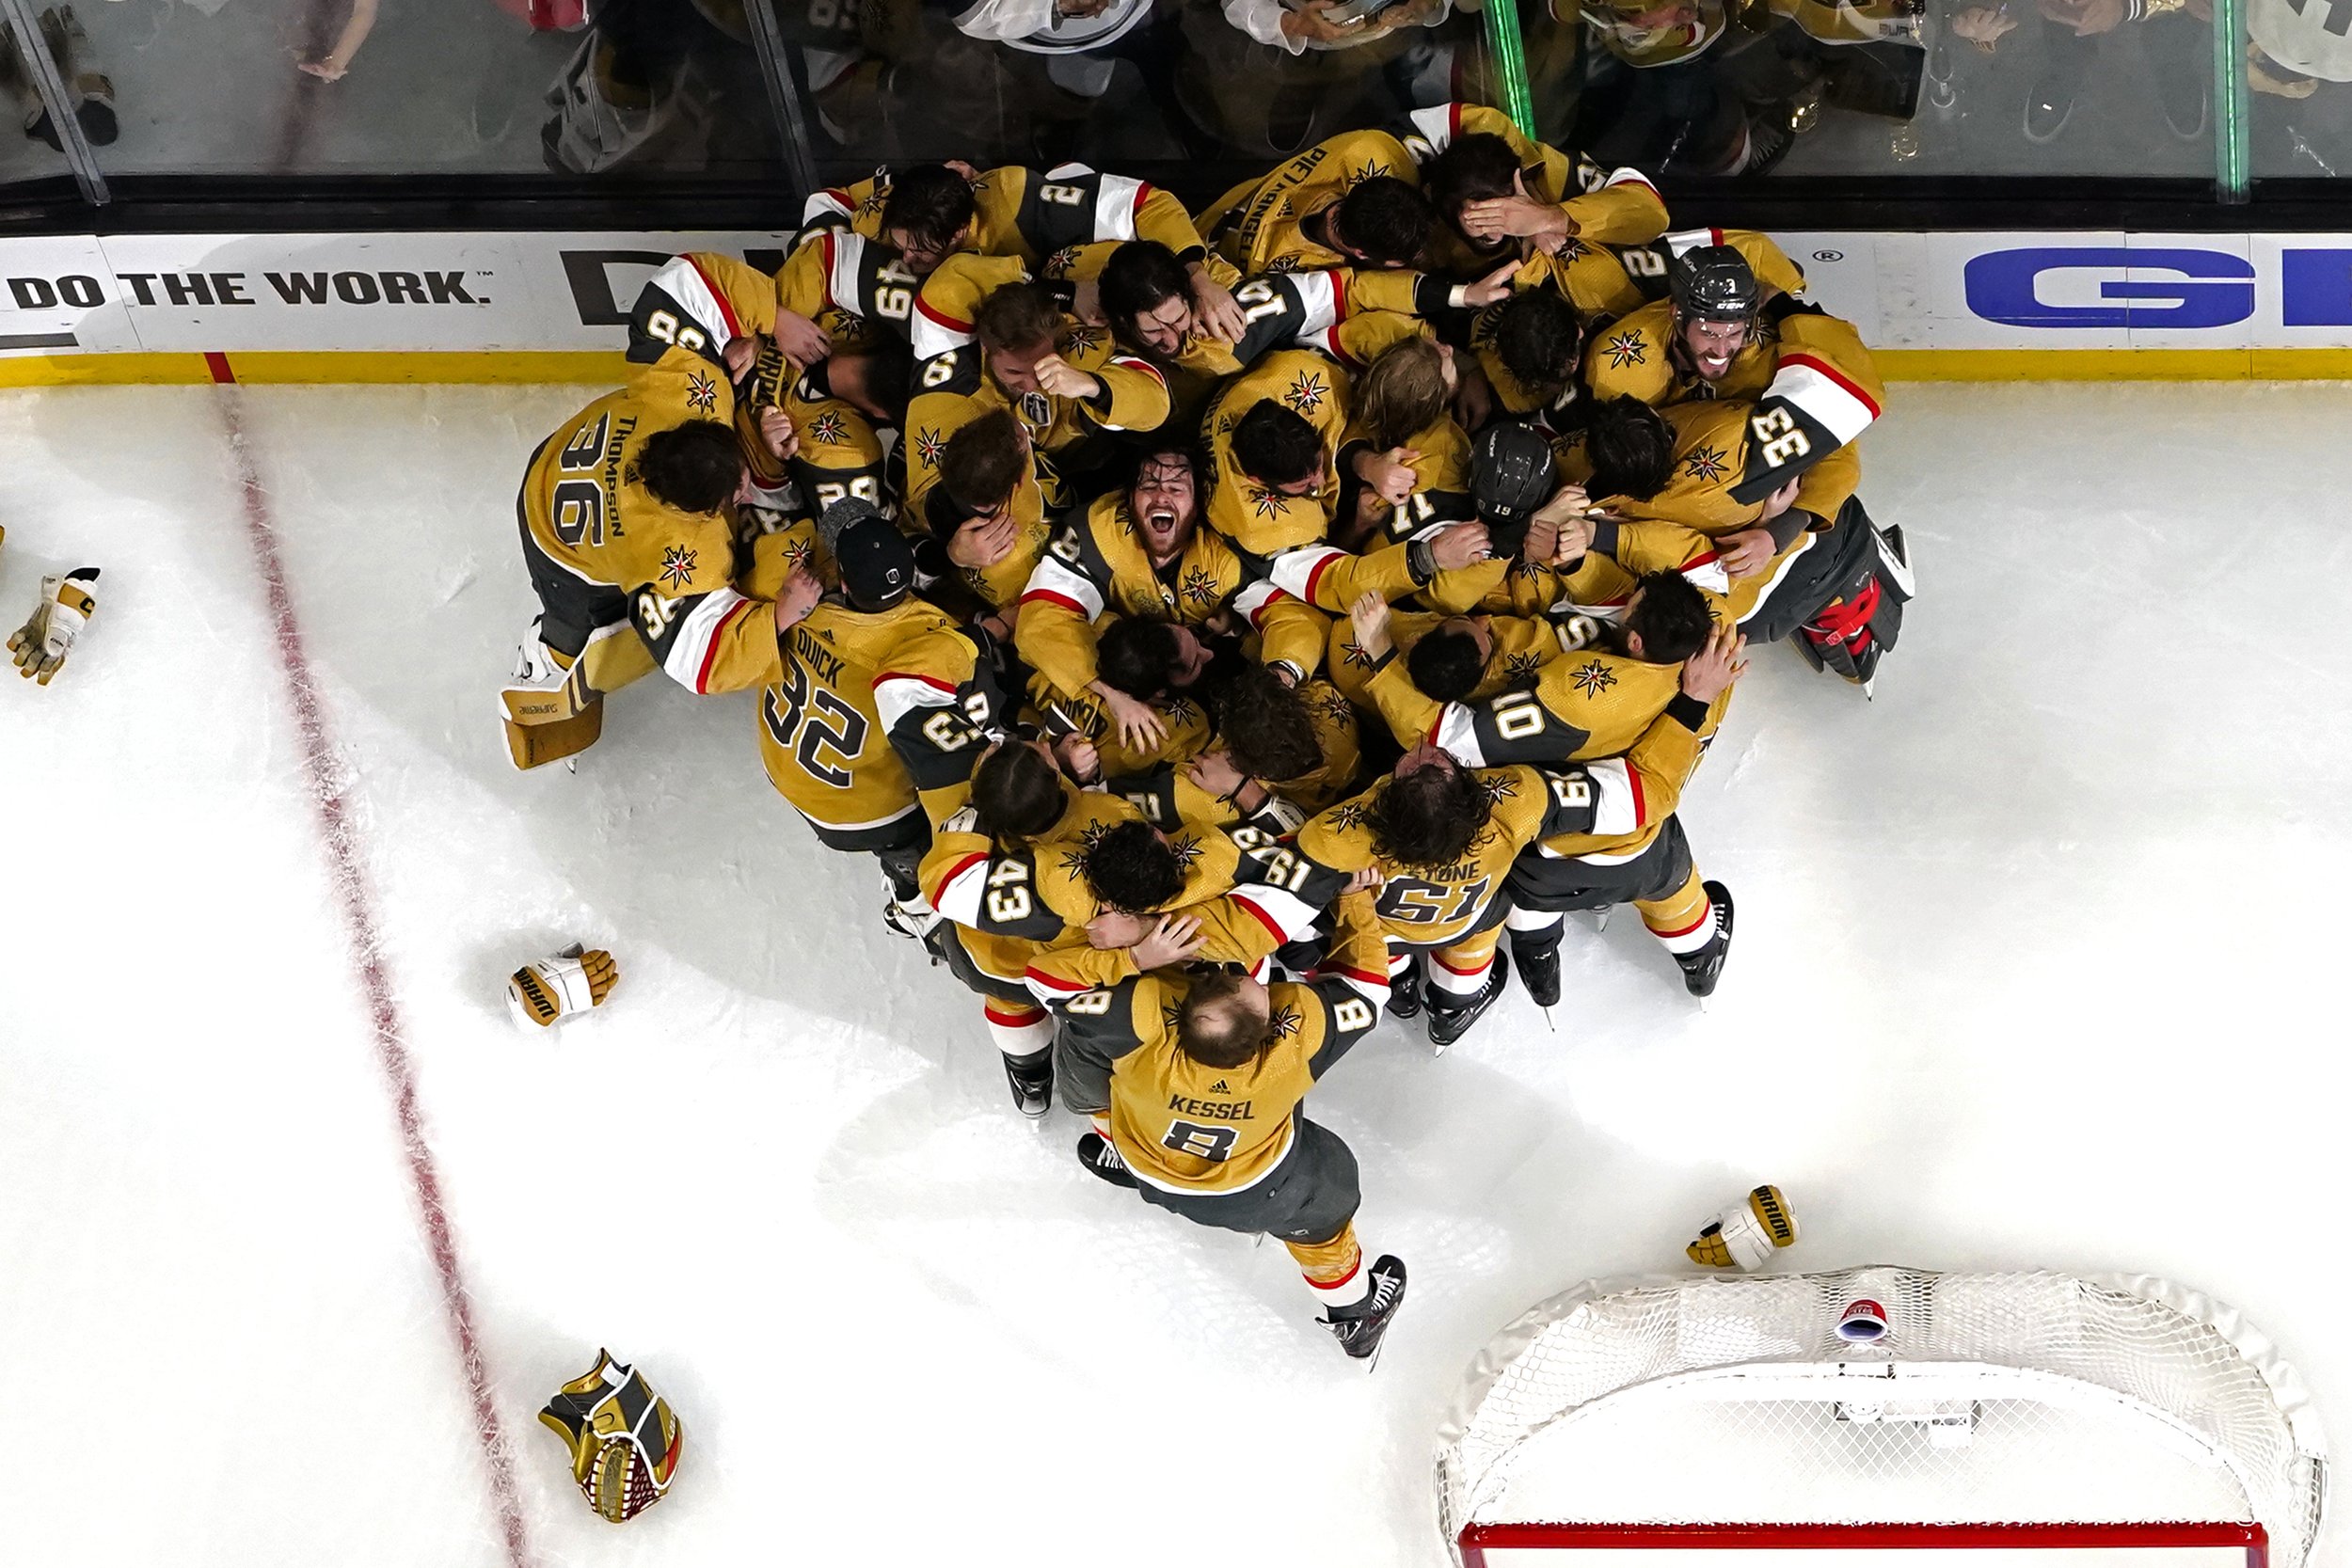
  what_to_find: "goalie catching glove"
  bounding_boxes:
[539,1350,682,1522]
[507,942,619,1028]
[1687,1184,1799,1272]
[8,567,98,686]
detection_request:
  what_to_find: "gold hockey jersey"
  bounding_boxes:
[924,804,1326,997]
[1326,609,1580,712]
[520,252,781,696]
[1201,349,1352,558]
[1287,760,1645,946]
[755,594,968,847]
[1365,630,1692,764]
[805,161,1212,271]
[1014,491,1249,699]
[1048,893,1392,1192]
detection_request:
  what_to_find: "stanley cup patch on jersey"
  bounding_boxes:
[539,1351,683,1522]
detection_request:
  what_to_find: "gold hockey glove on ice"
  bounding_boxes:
[539,1351,682,1522]
[8,567,98,685]
[1687,1184,1799,1271]
[507,942,618,1028]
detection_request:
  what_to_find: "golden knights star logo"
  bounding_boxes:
[1568,658,1617,698]
[1340,638,1378,672]
[1059,325,1105,357]
[1162,695,1199,726]
[1167,832,1205,873]
[1058,818,1122,878]
[1263,254,1300,275]
[1602,330,1646,371]
[1479,772,1518,805]
[783,538,815,573]
[914,427,946,468]
[1267,1002,1304,1039]
[1179,565,1223,609]
[1310,685,1356,729]
[658,545,698,592]
[1346,159,1387,187]
[1329,798,1372,833]
[1247,484,1290,523]
[1503,651,1547,688]
[685,371,719,414]
[1681,443,1730,483]
[807,410,849,445]
[1282,370,1328,416]
[1044,245,1081,278]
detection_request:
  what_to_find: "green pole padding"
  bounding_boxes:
[2213,0,2250,202]
[1483,0,1538,139]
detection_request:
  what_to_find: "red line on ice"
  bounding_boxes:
[216,393,536,1568]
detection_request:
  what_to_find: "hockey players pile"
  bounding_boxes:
[502,104,1910,1365]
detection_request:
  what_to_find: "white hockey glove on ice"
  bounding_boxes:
[8,567,99,686]
[1687,1184,1799,1272]
[508,942,620,1029]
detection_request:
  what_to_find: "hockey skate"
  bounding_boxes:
[1385,953,1423,1020]
[1074,1131,1136,1189]
[1425,950,1510,1053]
[1674,882,1735,998]
[1513,933,1563,1009]
[1003,1049,1054,1118]
[1322,1254,1407,1365]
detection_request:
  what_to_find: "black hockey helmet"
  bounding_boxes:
[1471,420,1556,558]
[1669,245,1760,325]
[818,496,914,611]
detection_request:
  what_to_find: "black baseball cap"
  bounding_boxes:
[817,497,915,610]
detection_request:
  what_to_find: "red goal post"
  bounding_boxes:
[1437,1269,2327,1568]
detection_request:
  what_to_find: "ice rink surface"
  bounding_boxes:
[2,380,2347,1568]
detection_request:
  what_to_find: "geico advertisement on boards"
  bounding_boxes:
[1,230,2350,356]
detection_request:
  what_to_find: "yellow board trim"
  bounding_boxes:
[0,350,631,387]
[2,346,2351,388]
[1876,348,2352,380]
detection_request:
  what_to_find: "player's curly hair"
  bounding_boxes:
[1096,617,1184,701]
[628,420,742,515]
[1177,974,1270,1069]
[1231,402,1323,490]
[1420,133,1522,227]
[1332,176,1433,268]
[1100,241,1192,352]
[1406,621,1486,704]
[970,740,1068,842]
[1366,757,1491,868]
[1079,819,1186,912]
[975,281,1061,355]
[1352,335,1450,454]
[1624,568,1714,665]
[1493,288,1583,396]
[1583,396,1677,502]
[940,409,1025,516]
[880,164,977,256]
[1213,665,1324,784]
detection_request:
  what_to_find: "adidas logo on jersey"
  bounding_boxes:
[1210,1079,1230,1093]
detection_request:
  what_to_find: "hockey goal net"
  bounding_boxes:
[1437,1268,2327,1568]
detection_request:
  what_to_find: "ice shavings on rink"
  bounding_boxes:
[1,380,2348,1568]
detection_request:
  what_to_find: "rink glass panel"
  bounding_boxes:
[0,0,2313,215]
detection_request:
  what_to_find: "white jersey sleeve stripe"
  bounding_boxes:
[872,670,961,732]
[1583,755,1641,839]
[1431,702,1488,768]
[1094,173,1148,241]
[646,257,740,349]
[660,587,750,693]
[1021,554,1106,622]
